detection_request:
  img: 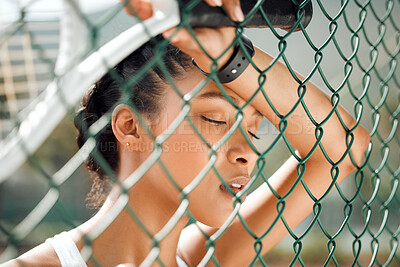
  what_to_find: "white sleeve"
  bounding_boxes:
[47,231,187,267]
[46,232,87,267]
[176,255,189,267]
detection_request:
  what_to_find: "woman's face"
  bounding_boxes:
[143,70,262,227]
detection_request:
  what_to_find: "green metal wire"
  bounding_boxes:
[0,0,399,266]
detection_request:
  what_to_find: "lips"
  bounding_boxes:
[219,176,250,197]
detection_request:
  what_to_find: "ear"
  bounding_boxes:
[111,104,145,151]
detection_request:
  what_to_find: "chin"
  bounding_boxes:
[189,191,244,227]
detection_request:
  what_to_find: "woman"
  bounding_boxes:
[4,0,370,266]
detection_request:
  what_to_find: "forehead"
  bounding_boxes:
[173,70,250,108]
[177,72,261,118]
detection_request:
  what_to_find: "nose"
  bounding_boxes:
[226,131,257,167]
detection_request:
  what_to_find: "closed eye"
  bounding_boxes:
[202,116,260,139]
[248,131,260,140]
[201,115,226,125]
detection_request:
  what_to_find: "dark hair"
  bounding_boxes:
[74,35,193,208]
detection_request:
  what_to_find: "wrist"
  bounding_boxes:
[192,35,255,83]
[191,48,235,73]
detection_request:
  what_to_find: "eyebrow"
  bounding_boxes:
[196,91,263,118]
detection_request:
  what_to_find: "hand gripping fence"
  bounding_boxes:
[0,0,399,266]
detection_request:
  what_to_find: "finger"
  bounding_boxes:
[164,26,235,60]
[137,0,153,20]
[204,0,223,7]
[162,28,178,41]
[163,27,209,59]
[223,0,244,22]
[163,28,195,49]
[121,0,153,20]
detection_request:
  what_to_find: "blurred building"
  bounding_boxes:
[0,20,59,139]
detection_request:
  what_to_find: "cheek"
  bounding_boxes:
[159,122,211,188]
[150,119,236,226]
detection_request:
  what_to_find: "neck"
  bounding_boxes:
[75,179,189,267]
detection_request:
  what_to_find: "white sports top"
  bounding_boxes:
[46,232,188,267]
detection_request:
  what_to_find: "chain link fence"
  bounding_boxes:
[0,0,399,266]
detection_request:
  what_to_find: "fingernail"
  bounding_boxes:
[234,6,244,22]
[212,0,223,6]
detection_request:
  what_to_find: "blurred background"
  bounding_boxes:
[0,0,399,265]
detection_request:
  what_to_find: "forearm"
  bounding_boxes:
[202,47,371,266]
[172,26,370,267]
[227,47,369,167]
[210,154,364,266]
[195,155,338,266]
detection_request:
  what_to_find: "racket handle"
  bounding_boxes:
[181,0,313,30]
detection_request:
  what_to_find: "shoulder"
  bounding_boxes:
[2,242,61,267]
